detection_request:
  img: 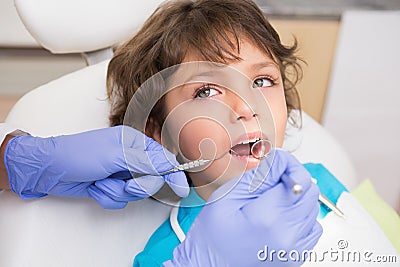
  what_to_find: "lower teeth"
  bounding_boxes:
[230,143,254,157]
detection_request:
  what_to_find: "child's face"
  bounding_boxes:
[155,39,287,198]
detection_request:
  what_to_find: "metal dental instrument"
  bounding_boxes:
[319,194,345,218]
[287,177,345,218]
[282,175,304,195]
[160,158,213,175]
[249,139,272,159]
[160,139,271,175]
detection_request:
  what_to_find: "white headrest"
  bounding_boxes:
[14,0,164,54]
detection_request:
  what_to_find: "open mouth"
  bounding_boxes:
[229,138,262,157]
[229,138,272,159]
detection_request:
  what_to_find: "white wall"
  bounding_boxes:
[323,10,400,211]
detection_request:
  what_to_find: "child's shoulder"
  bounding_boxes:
[303,163,348,218]
[133,219,180,267]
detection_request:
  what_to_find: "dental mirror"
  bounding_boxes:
[250,139,272,159]
[229,139,272,159]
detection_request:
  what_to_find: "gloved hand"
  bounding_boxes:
[164,149,322,267]
[5,126,189,209]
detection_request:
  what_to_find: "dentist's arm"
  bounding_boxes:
[0,126,189,208]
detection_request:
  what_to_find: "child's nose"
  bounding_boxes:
[230,94,258,122]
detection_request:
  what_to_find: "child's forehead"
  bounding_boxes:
[166,61,239,86]
[182,37,278,65]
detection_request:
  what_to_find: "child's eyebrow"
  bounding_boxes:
[178,68,229,86]
[251,61,280,72]
[167,64,227,88]
[185,71,219,83]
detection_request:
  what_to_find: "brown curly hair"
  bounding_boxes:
[107,0,302,128]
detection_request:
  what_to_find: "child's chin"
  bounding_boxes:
[193,156,263,187]
[244,164,261,173]
[220,160,262,182]
[230,154,263,172]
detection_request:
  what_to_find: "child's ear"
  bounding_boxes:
[145,117,162,144]
[145,117,179,156]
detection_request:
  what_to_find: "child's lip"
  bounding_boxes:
[231,131,268,148]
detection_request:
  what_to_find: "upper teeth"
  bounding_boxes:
[239,138,260,145]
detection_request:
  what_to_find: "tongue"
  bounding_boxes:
[230,143,251,156]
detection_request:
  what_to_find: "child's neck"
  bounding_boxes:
[193,186,214,201]
[190,181,220,201]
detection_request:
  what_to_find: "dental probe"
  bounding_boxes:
[159,159,212,175]
[319,194,345,218]
[281,175,304,195]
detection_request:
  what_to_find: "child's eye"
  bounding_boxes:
[194,85,220,99]
[252,77,275,89]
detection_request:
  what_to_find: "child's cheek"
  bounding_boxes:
[178,119,231,162]
[262,88,287,147]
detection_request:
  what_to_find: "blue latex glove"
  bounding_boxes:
[164,150,322,267]
[5,126,189,209]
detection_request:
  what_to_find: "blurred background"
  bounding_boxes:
[0,0,399,212]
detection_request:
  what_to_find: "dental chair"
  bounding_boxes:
[0,0,358,266]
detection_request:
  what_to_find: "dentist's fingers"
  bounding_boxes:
[163,172,190,198]
[92,174,169,205]
[106,170,132,179]
[246,149,290,192]
[125,175,166,198]
[119,126,177,174]
[287,183,320,219]
[247,149,312,195]
[208,152,284,203]
[88,185,128,209]
[209,149,306,203]
[242,181,319,226]
[280,172,313,204]
[280,172,318,207]
[121,149,176,174]
[295,200,321,240]
[90,173,187,208]
[295,221,323,253]
[45,182,91,198]
[122,126,162,151]
[240,182,288,225]
[94,178,149,202]
[108,170,189,198]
